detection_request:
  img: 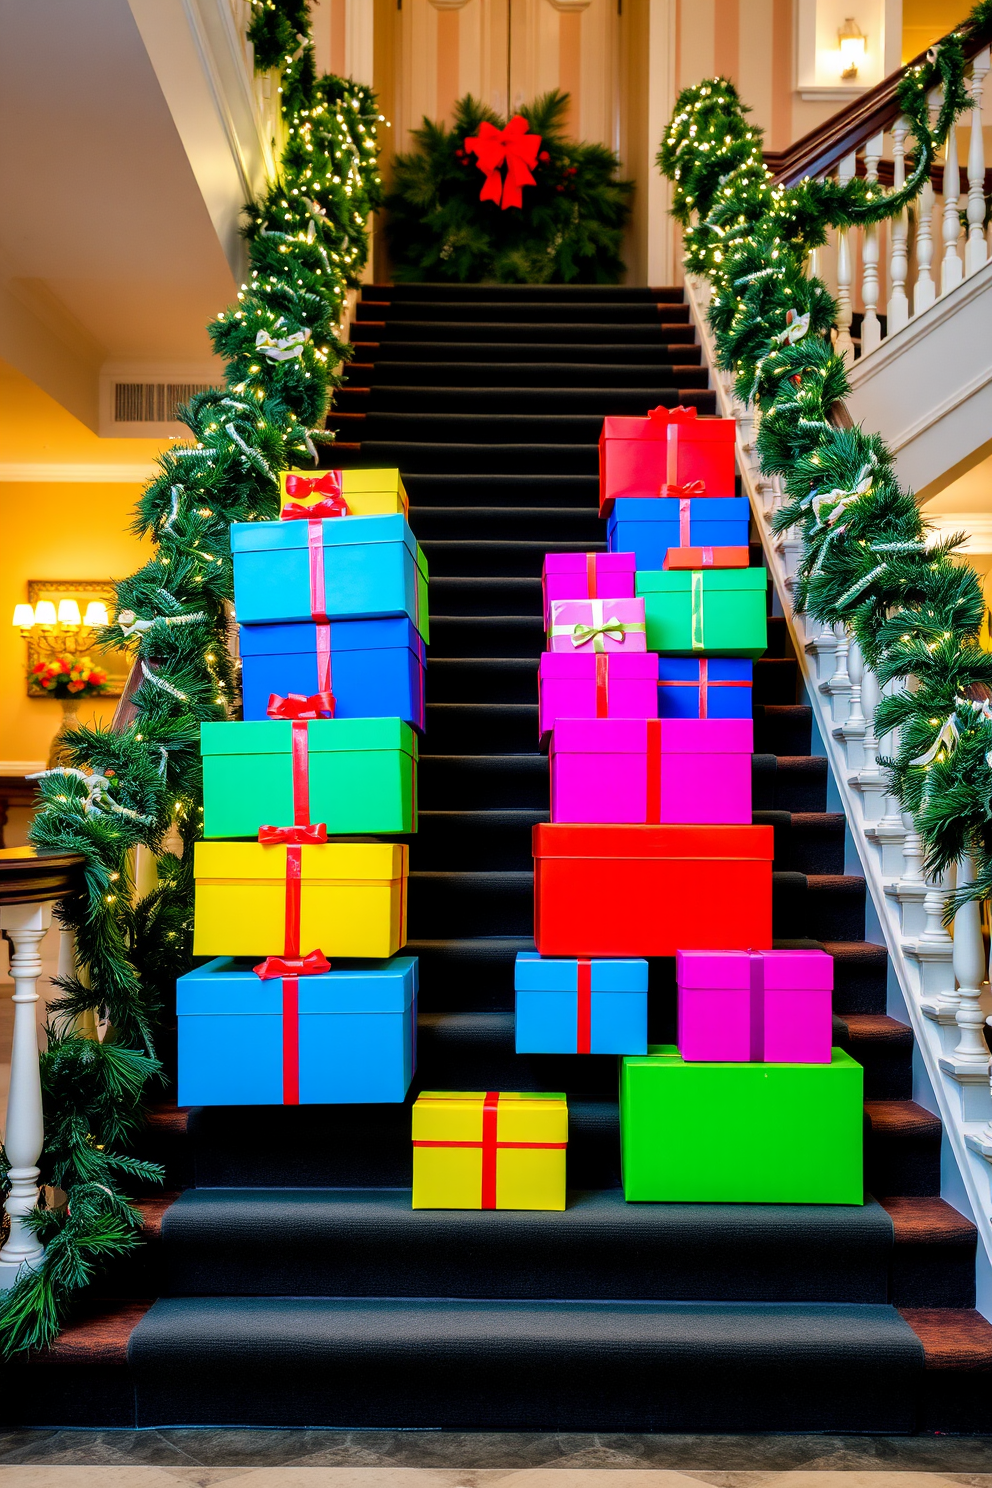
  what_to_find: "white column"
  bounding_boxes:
[866,681,908,874]
[941,112,963,295]
[834,634,867,769]
[852,663,887,820]
[834,152,858,362]
[947,857,990,1063]
[820,622,852,725]
[965,50,990,277]
[861,132,884,354]
[913,91,940,316]
[887,116,910,334]
[0,900,52,1290]
[916,868,959,1022]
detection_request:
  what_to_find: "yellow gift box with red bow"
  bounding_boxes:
[279,468,408,518]
[411,1091,568,1210]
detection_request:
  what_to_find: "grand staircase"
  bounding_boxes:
[10,284,992,1433]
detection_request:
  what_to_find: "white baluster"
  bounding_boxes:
[965,49,990,277]
[0,901,52,1289]
[915,867,959,1022]
[806,617,837,685]
[861,132,884,354]
[913,91,940,316]
[54,922,97,1041]
[867,680,908,873]
[851,664,887,820]
[949,857,989,1063]
[886,811,927,933]
[888,116,911,334]
[820,622,852,725]
[834,634,866,769]
[941,111,963,295]
[834,152,858,361]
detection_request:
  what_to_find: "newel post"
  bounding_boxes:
[0,901,52,1288]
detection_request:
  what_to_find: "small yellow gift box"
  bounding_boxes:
[280,468,408,517]
[412,1091,568,1210]
[193,839,408,959]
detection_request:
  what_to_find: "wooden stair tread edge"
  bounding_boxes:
[145,1105,190,1134]
[881,1197,978,1244]
[865,1100,942,1134]
[900,1308,992,1369]
[841,1014,913,1041]
[30,1300,154,1364]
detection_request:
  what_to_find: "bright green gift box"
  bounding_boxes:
[201,718,417,838]
[620,1045,863,1204]
[634,568,767,657]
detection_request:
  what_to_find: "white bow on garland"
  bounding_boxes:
[28,766,154,825]
[750,308,812,400]
[255,327,311,362]
[910,696,992,767]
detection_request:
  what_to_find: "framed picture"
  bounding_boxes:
[25,580,132,699]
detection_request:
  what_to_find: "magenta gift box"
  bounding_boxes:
[547,597,647,654]
[538,652,658,743]
[542,552,636,629]
[677,948,834,1063]
[549,718,753,824]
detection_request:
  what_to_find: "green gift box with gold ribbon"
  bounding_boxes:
[635,568,767,658]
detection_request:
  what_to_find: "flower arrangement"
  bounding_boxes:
[30,655,108,697]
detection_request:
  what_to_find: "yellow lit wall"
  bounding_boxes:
[902,1,965,61]
[0,361,166,762]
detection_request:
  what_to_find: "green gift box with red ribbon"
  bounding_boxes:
[201,711,417,839]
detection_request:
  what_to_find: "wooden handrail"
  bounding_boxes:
[0,846,86,908]
[764,17,992,186]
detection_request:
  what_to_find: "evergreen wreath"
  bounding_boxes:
[0,0,381,1355]
[385,91,633,283]
[657,2,992,910]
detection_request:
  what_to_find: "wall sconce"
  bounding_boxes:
[12,582,126,697]
[838,18,866,80]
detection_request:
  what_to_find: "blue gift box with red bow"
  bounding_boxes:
[177,954,418,1105]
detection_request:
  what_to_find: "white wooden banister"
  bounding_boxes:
[965,49,990,276]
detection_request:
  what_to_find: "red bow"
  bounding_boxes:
[253,949,330,980]
[284,470,346,508]
[257,823,328,845]
[281,496,349,520]
[267,691,336,720]
[464,117,541,210]
[660,480,707,498]
[648,405,699,424]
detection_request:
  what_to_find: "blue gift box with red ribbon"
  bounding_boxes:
[177,953,417,1105]
[606,495,750,572]
[514,951,648,1055]
[231,512,429,642]
[239,617,426,731]
[656,656,753,720]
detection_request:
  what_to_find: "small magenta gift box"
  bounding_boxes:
[547,597,646,654]
[657,657,752,719]
[599,406,736,515]
[541,552,635,629]
[514,951,647,1055]
[677,948,834,1064]
[550,717,753,825]
[538,651,658,741]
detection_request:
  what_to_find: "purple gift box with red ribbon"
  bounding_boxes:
[542,552,636,629]
[677,948,834,1064]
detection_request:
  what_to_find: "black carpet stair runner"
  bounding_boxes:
[12,284,992,1433]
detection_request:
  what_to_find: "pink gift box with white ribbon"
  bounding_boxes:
[547,597,647,654]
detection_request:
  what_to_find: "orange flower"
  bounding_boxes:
[67,681,84,693]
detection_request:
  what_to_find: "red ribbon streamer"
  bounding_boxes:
[291,722,310,827]
[282,975,300,1104]
[316,624,332,696]
[308,521,329,623]
[267,692,335,720]
[284,845,302,957]
[698,657,708,719]
[253,948,331,979]
[645,719,661,822]
[585,553,598,599]
[679,498,690,547]
[576,959,592,1055]
[464,117,541,210]
[595,653,609,718]
[258,823,327,845]
[481,1091,499,1209]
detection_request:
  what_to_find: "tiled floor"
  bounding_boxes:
[0,1432,991,1483]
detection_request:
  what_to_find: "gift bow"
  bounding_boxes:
[648,405,698,423]
[664,480,707,499]
[774,308,811,346]
[285,470,342,501]
[258,823,329,844]
[253,949,330,980]
[811,468,874,529]
[571,620,627,649]
[281,496,349,520]
[283,472,349,519]
[464,117,541,210]
[267,691,336,720]
[256,327,311,362]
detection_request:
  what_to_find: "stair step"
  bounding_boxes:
[410,809,546,870]
[355,300,688,325]
[428,615,546,657]
[754,703,813,755]
[334,379,703,414]
[364,283,687,301]
[420,537,603,576]
[752,809,846,875]
[428,657,538,703]
[866,1101,942,1197]
[405,473,601,508]
[352,442,602,475]
[346,357,703,386]
[753,753,827,811]
[836,1014,914,1100]
[425,702,540,751]
[411,506,602,539]
[823,940,889,1016]
[883,1198,978,1308]
[356,317,690,343]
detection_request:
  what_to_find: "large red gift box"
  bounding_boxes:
[599,407,736,515]
[532,822,774,957]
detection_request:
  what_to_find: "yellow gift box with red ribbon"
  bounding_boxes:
[193,838,408,960]
[279,468,408,518]
[411,1091,568,1210]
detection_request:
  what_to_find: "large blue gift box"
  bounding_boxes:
[606,496,749,571]
[514,951,648,1055]
[231,513,429,641]
[240,617,426,730]
[177,955,417,1105]
[657,657,753,719]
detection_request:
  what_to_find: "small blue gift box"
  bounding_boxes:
[657,657,753,719]
[514,952,648,1055]
[606,496,749,571]
[231,513,429,641]
[177,955,417,1105]
[240,617,426,730]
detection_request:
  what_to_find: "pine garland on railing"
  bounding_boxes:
[0,0,381,1356]
[657,2,992,904]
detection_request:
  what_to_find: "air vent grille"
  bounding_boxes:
[114,382,211,423]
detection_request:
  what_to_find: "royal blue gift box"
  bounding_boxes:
[240,617,426,730]
[514,951,648,1055]
[231,513,429,641]
[177,955,417,1105]
[606,496,750,571]
[657,657,753,719]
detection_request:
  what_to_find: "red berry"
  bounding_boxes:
[539,150,550,162]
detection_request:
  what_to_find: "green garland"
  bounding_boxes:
[0,0,381,1355]
[657,2,992,907]
[385,91,633,283]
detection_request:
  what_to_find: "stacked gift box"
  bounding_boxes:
[178,468,424,1108]
[530,405,864,1206]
